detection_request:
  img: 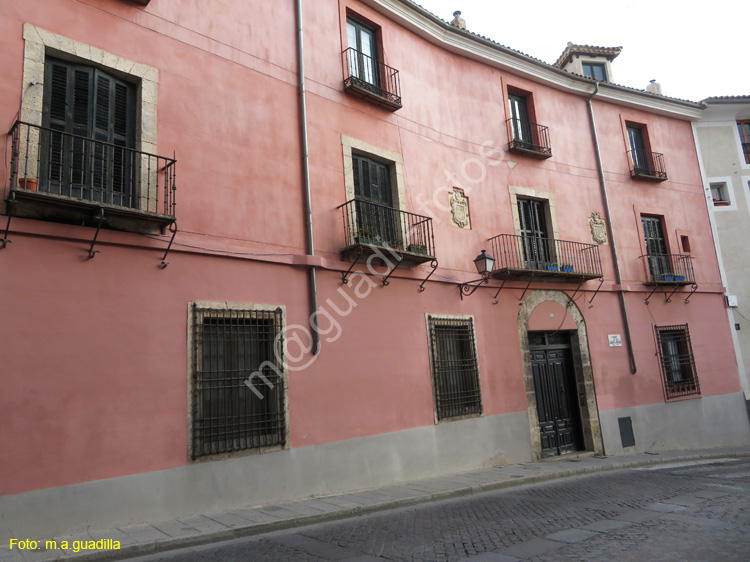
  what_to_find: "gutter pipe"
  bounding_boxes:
[587,82,637,373]
[296,0,320,355]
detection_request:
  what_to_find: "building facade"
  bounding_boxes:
[694,96,750,406]
[1,0,748,541]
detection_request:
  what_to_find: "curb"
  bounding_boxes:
[32,451,750,562]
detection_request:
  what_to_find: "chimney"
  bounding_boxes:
[647,79,662,95]
[450,10,466,30]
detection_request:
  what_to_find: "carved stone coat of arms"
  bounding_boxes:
[589,212,608,245]
[450,188,470,229]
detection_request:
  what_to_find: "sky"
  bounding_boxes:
[413,0,748,102]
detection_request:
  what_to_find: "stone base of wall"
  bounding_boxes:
[0,411,532,541]
[599,392,750,456]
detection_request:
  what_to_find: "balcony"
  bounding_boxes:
[628,149,667,181]
[338,199,435,264]
[343,48,402,110]
[488,234,602,280]
[6,121,176,234]
[642,254,694,285]
[505,119,552,159]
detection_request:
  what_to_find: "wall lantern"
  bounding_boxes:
[459,249,495,299]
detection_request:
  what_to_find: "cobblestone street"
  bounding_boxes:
[130,458,750,562]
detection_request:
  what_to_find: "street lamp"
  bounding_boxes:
[459,249,496,299]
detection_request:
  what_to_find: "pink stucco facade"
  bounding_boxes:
[1,0,747,538]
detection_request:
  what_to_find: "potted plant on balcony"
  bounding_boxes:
[561,263,574,273]
[18,178,37,191]
[355,226,379,246]
[407,243,428,255]
[544,262,559,272]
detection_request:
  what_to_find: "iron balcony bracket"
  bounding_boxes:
[459,276,489,300]
[159,221,178,269]
[341,246,364,284]
[518,275,534,301]
[685,283,699,304]
[566,280,585,309]
[418,259,439,292]
[86,207,106,259]
[492,277,508,305]
[588,277,605,305]
[1,193,16,249]
[664,283,681,304]
[381,254,404,287]
[644,284,659,306]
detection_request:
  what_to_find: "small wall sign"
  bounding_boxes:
[608,334,622,347]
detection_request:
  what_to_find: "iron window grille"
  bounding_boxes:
[191,305,285,459]
[655,324,700,399]
[428,317,482,421]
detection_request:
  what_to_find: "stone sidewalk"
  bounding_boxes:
[3,447,749,562]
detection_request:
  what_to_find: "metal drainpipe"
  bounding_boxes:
[587,83,637,373]
[296,0,320,355]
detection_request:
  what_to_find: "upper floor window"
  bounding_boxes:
[655,324,700,399]
[582,62,607,81]
[343,16,401,109]
[506,90,551,158]
[627,123,667,181]
[43,58,136,207]
[710,182,730,206]
[347,18,378,87]
[738,120,750,164]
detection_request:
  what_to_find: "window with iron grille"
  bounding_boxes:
[427,316,482,421]
[655,324,700,399]
[191,305,286,459]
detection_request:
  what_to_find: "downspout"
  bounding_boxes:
[587,83,637,373]
[296,0,320,355]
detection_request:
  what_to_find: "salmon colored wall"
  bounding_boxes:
[0,0,741,497]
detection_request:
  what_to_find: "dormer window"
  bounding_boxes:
[582,62,607,81]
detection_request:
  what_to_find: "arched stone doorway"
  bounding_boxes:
[518,290,604,459]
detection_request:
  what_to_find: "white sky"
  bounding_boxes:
[413,0,748,102]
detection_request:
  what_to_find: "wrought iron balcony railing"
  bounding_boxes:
[642,254,694,285]
[628,149,667,181]
[505,119,552,158]
[339,199,435,263]
[9,120,175,217]
[742,142,750,165]
[343,48,402,110]
[488,234,602,280]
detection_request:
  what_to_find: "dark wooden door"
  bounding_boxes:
[530,335,583,457]
[517,198,550,269]
[352,155,399,248]
[642,215,669,280]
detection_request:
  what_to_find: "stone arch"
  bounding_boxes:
[518,290,604,459]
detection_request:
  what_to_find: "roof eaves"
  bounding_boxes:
[385,0,704,113]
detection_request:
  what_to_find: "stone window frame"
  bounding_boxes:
[342,135,406,211]
[424,313,483,425]
[21,24,158,151]
[508,185,560,241]
[19,24,159,211]
[187,301,289,462]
